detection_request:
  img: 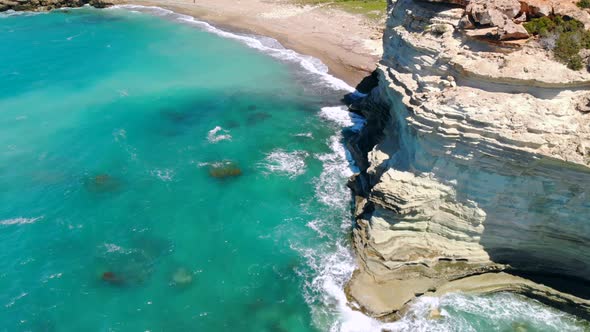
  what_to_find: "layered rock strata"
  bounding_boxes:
[346,0,590,319]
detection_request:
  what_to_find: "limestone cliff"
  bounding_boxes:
[346,0,590,319]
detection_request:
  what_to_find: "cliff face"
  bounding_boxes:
[0,0,110,11]
[347,0,590,318]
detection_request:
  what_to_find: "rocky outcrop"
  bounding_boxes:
[498,19,529,40]
[346,0,590,319]
[0,0,111,12]
[466,0,520,26]
[421,0,531,40]
[422,0,590,42]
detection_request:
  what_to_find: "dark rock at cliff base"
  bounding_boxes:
[355,69,380,94]
[343,70,380,106]
[208,162,242,179]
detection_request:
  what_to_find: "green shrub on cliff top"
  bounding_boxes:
[582,30,590,48]
[554,32,582,69]
[525,16,590,70]
[523,16,555,36]
[578,0,590,9]
[567,54,584,70]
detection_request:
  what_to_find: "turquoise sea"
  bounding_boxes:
[0,6,588,331]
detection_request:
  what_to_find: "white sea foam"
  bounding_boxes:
[381,292,589,332]
[104,243,124,253]
[261,149,309,179]
[66,33,82,41]
[285,104,386,331]
[294,132,314,138]
[305,243,395,332]
[196,160,234,168]
[103,243,135,255]
[306,219,328,238]
[277,102,375,331]
[207,126,232,143]
[5,292,28,308]
[312,130,363,211]
[320,106,366,132]
[0,216,43,226]
[113,128,127,141]
[109,5,354,92]
[150,168,174,182]
[0,10,46,18]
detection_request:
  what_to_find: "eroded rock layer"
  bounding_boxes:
[347,0,590,318]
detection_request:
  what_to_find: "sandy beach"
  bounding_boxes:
[110,0,384,85]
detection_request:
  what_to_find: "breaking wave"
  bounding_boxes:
[260,149,309,179]
[207,126,232,143]
[0,216,43,226]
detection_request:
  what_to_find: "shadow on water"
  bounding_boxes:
[508,269,590,300]
[83,173,122,193]
[246,112,272,125]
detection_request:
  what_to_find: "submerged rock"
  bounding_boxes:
[224,120,241,129]
[512,322,530,332]
[160,109,192,124]
[96,238,171,287]
[428,307,443,320]
[101,271,124,285]
[84,174,121,193]
[246,112,272,125]
[171,267,193,286]
[208,162,242,178]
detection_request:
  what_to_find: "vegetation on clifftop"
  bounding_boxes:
[524,16,590,70]
[296,0,387,20]
[578,0,590,9]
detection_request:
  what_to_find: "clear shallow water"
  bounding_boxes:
[0,6,588,332]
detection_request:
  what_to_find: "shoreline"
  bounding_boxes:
[109,0,383,86]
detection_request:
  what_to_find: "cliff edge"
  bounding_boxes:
[346,0,590,320]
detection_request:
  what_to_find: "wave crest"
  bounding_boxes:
[207,126,232,143]
[0,217,43,226]
[260,149,309,179]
